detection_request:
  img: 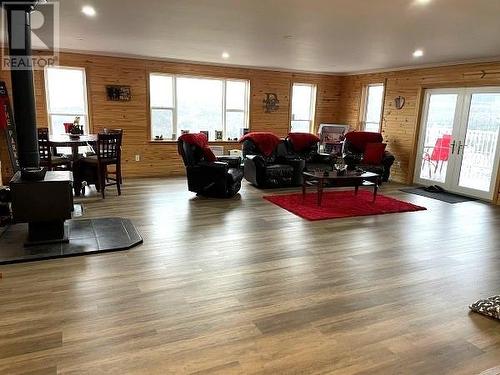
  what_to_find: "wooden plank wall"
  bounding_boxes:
[0,50,499,203]
[338,61,500,204]
[0,52,342,182]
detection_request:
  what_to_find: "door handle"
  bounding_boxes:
[450,140,456,154]
[457,140,467,155]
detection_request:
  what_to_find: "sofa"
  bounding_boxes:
[285,132,333,172]
[178,133,243,197]
[240,132,304,188]
[342,131,395,182]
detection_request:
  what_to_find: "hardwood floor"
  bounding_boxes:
[0,178,499,375]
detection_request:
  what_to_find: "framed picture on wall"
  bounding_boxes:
[106,85,131,101]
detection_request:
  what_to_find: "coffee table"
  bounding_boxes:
[302,171,381,206]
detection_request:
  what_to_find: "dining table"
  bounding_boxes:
[48,134,97,161]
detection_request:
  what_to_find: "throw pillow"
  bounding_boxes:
[470,295,500,320]
[363,143,387,165]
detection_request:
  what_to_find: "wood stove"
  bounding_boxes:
[2,1,74,245]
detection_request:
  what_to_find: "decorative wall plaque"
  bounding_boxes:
[263,93,280,113]
[394,96,406,110]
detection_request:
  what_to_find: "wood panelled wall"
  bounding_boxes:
[0,51,499,203]
[338,61,500,204]
[0,52,342,181]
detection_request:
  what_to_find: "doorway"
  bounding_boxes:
[414,87,500,200]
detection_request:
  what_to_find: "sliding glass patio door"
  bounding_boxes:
[415,87,500,200]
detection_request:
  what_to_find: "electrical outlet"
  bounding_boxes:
[135,155,140,162]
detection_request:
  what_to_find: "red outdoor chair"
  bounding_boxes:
[422,134,452,177]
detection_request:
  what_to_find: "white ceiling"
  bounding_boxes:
[37,0,500,73]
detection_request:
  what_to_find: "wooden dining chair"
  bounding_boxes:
[77,131,123,198]
[37,128,71,171]
[104,129,123,185]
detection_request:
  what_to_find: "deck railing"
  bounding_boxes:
[421,127,499,189]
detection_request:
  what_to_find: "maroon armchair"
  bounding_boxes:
[342,131,395,182]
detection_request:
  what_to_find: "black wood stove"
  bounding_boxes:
[2,1,73,245]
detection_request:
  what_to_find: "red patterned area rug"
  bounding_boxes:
[263,190,426,221]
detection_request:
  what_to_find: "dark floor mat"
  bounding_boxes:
[400,187,477,204]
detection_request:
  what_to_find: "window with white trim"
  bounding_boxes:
[149,74,249,141]
[290,83,317,133]
[45,66,89,134]
[361,83,384,132]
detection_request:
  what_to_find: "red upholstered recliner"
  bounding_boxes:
[178,133,243,197]
[342,131,395,182]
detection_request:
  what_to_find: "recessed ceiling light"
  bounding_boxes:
[415,0,431,4]
[82,5,96,17]
[413,49,424,58]
[222,52,230,59]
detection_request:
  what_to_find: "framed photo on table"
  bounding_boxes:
[318,124,350,155]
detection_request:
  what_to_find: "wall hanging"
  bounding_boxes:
[463,69,500,79]
[394,96,406,110]
[263,93,280,113]
[106,85,131,101]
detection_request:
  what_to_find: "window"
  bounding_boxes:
[45,67,89,134]
[149,74,249,141]
[290,83,317,133]
[150,75,174,140]
[361,83,384,132]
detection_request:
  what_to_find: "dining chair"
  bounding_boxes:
[37,128,71,171]
[77,131,123,198]
[104,129,123,185]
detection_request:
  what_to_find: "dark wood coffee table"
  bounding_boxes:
[302,171,381,206]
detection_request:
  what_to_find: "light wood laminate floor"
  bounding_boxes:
[0,178,499,375]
